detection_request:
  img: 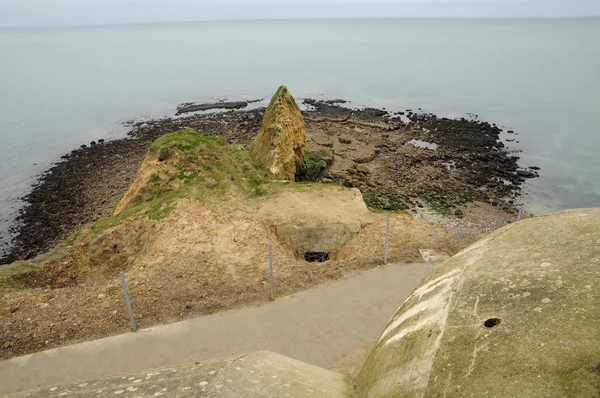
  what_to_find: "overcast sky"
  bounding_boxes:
[1,0,599,28]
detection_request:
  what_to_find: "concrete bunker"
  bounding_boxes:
[276,222,361,262]
[304,252,331,262]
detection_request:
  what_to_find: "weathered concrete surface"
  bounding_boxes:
[256,186,369,256]
[330,340,376,379]
[357,208,600,397]
[418,248,450,263]
[250,86,306,181]
[276,222,361,255]
[12,352,357,398]
[0,262,436,396]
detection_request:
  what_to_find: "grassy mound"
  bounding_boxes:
[95,128,271,232]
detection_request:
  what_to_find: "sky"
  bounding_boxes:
[0,0,599,27]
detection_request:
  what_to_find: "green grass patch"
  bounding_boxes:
[93,188,190,233]
[255,181,346,197]
[149,128,226,154]
[0,261,38,295]
[61,229,82,247]
[92,128,272,232]
[297,149,332,182]
[364,191,410,212]
[253,186,268,197]
[0,261,37,277]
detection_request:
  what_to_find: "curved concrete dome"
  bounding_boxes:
[357,208,600,397]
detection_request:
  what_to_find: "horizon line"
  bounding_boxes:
[1,15,598,30]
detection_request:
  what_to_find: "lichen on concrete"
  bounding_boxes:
[276,222,361,256]
[357,208,600,397]
[13,352,357,398]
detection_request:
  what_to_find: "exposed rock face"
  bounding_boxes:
[113,151,160,215]
[250,86,306,181]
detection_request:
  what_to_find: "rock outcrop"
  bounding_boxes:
[250,86,306,181]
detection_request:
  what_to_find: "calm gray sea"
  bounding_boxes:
[1,18,599,248]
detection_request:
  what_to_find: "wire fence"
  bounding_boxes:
[118,209,529,331]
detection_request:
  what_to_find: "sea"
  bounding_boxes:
[1,18,599,251]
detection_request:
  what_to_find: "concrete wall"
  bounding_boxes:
[276,222,361,255]
[12,352,356,398]
[357,208,600,397]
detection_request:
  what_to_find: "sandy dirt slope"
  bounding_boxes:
[0,185,478,360]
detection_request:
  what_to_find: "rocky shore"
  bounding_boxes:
[0,99,538,265]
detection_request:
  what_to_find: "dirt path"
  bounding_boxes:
[0,261,437,396]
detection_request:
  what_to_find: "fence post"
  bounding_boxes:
[120,272,137,332]
[384,213,390,264]
[268,243,275,300]
[517,209,523,221]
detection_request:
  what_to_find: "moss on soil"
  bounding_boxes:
[298,149,331,182]
[61,229,82,247]
[1,261,38,295]
[0,238,75,294]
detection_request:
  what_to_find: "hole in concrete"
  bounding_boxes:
[304,252,330,262]
[484,318,501,328]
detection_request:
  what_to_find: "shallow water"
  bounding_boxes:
[1,18,599,250]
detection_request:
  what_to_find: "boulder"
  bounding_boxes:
[517,170,537,178]
[250,86,306,181]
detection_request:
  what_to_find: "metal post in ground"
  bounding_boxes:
[268,243,275,300]
[120,272,137,332]
[517,208,523,222]
[384,213,390,264]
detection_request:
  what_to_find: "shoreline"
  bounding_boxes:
[0,99,539,265]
